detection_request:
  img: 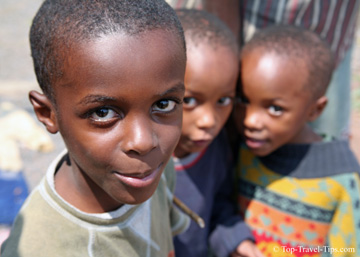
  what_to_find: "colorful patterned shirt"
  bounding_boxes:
[237,140,360,257]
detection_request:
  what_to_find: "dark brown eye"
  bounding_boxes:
[153,99,176,112]
[268,105,283,116]
[183,97,196,107]
[218,97,232,106]
[95,108,110,117]
[157,100,169,109]
[90,108,118,122]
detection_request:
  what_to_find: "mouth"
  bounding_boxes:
[114,163,163,189]
[245,137,267,149]
[192,139,212,147]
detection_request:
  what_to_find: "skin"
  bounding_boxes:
[235,48,327,157]
[231,240,264,257]
[29,30,186,213]
[173,43,238,158]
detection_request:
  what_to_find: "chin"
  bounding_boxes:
[188,147,203,154]
[123,186,158,205]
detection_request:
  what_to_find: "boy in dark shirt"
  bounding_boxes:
[173,9,262,257]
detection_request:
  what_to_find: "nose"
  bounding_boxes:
[196,105,216,130]
[243,106,263,131]
[122,115,158,155]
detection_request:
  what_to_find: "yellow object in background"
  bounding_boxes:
[0,101,54,172]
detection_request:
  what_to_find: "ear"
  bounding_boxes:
[29,90,59,134]
[307,95,327,122]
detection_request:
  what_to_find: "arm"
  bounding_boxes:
[327,173,360,257]
[208,132,256,257]
[208,168,256,257]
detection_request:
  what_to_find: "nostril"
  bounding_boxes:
[126,147,155,156]
[124,137,157,156]
[121,116,159,156]
[123,131,158,156]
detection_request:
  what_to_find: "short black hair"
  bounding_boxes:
[30,0,185,102]
[241,25,334,97]
[175,9,238,55]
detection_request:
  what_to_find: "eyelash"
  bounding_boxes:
[183,96,234,108]
[83,106,121,127]
[152,97,182,114]
[268,105,284,116]
[84,97,182,126]
[183,97,197,108]
[218,96,233,106]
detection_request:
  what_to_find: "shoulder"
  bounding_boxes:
[162,157,176,190]
[300,139,360,178]
[254,140,360,178]
[0,184,57,257]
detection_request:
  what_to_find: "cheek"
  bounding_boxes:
[159,124,182,153]
[269,119,298,143]
[63,127,117,167]
[181,111,196,135]
[210,107,233,136]
[219,106,233,125]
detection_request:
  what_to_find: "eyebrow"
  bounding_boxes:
[186,88,235,96]
[78,83,185,106]
[78,95,118,106]
[159,83,185,96]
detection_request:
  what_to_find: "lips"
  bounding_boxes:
[245,137,267,149]
[192,139,211,147]
[113,163,162,189]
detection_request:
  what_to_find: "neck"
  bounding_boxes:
[54,158,122,213]
[291,124,323,144]
[173,147,190,159]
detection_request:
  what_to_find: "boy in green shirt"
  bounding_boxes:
[1,0,189,256]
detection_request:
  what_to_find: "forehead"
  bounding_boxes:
[54,29,186,94]
[241,49,309,94]
[185,43,238,92]
[187,43,238,74]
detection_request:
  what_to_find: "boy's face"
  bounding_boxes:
[235,50,319,156]
[37,30,185,211]
[174,43,238,158]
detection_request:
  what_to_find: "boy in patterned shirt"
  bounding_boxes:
[235,25,360,257]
